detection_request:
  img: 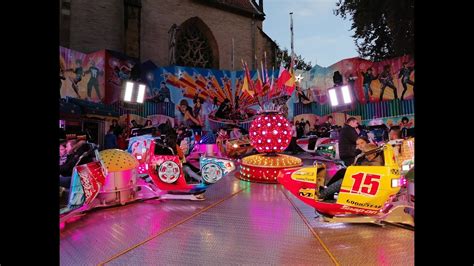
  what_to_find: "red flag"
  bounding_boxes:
[277,68,291,91]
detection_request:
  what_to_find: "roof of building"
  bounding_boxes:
[194,0,265,20]
[258,26,277,47]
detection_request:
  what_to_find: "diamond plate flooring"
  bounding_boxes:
[60,170,414,265]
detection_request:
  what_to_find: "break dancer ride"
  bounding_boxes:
[278,142,414,227]
[236,110,302,183]
[60,139,235,225]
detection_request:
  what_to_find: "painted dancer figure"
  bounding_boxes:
[296,84,311,104]
[360,67,378,101]
[158,82,171,103]
[83,60,102,101]
[398,62,415,100]
[59,68,66,98]
[378,65,398,101]
[65,59,84,98]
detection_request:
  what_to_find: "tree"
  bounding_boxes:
[275,46,312,71]
[334,0,414,61]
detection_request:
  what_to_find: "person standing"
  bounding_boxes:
[304,120,311,136]
[104,127,118,149]
[333,71,343,87]
[289,121,298,154]
[110,119,123,138]
[338,117,360,166]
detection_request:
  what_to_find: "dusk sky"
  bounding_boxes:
[263,0,359,67]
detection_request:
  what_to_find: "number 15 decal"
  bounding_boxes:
[350,173,381,195]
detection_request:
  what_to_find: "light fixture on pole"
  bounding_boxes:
[124,81,146,103]
[328,85,354,112]
[121,81,147,132]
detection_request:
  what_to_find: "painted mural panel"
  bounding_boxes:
[59,45,414,128]
[300,55,415,104]
[143,66,278,132]
[152,66,237,132]
[60,47,106,103]
[362,114,415,129]
[104,50,140,104]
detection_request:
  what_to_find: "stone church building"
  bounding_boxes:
[60,0,277,70]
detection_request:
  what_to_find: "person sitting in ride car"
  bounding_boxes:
[166,132,202,182]
[324,137,370,190]
[164,132,185,163]
[319,143,383,201]
[399,117,411,138]
[59,139,87,188]
[230,126,242,139]
[59,140,68,166]
[177,127,193,155]
[356,136,371,151]
[389,126,402,141]
[388,126,403,158]
[216,127,229,156]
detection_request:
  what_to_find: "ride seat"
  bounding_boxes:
[400,138,415,163]
[376,150,385,166]
[308,137,318,150]
[315,163,327,196]
[154,140,175,155]
[355,147,385,166]
[392,138,414,167]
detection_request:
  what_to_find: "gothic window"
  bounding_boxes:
[176,17,219,69]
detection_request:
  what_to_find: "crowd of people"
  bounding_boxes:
[60,111,413,200]
[293,115,341,139]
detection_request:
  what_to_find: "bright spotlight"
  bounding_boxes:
[137,84,146,103]
[341,85,352,104]
[124,82,134,102]
[328,89,338,106]
[123,81,147,104]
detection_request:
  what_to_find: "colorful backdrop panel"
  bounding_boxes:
[300,55,415,104]
[60,47,106,103]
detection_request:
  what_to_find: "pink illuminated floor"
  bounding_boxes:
[60,155,414,265]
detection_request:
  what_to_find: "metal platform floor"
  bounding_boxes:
[60,169,414,265]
